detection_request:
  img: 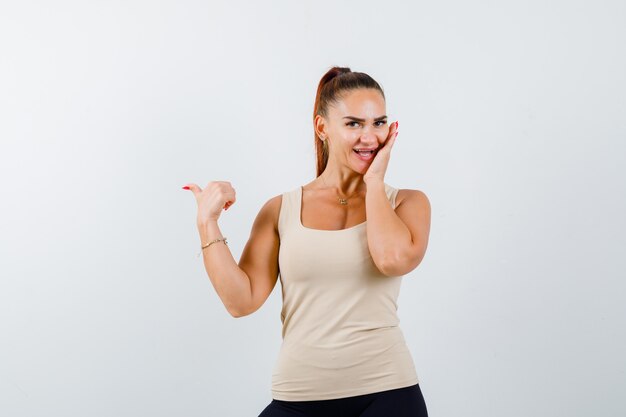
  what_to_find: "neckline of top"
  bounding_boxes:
[297,184,390,232]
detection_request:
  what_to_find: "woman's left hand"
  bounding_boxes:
[363,120,399,183]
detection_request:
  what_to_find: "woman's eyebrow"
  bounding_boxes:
[342,115,388,122]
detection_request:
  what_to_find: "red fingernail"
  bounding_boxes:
[396,121,399,129]
[182,186,189,190]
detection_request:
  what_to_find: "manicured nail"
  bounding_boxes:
[182,186,189,190]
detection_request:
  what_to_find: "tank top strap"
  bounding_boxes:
[277,186,300,237]
[384,182,400,209]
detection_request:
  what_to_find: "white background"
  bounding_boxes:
[1,1,624,416]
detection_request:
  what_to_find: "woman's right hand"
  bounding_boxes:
[182,181,236,225]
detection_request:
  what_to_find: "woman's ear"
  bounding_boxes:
[314,114,328,139]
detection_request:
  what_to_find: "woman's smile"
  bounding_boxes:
[353,148,377,161]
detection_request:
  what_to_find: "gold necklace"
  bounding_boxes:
[320,175,363,205]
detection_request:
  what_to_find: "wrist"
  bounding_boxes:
[197,217,219,228]
[364,178,384,188]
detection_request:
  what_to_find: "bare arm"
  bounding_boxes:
[198,195,281,317]
[198,219,253,317]
[364,180,431,276]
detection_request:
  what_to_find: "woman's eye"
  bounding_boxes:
[346,121,387,127]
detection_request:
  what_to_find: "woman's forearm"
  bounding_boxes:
[364,180,412,275]
[197,219,251,317]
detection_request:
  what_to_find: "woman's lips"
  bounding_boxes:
[353,149,376,161]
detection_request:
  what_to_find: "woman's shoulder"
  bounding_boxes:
[394,186,430,209]
[255,192,285,234]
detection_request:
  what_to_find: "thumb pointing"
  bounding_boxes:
[182,184,201,196]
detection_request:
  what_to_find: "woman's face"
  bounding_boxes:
[318,88,389,173]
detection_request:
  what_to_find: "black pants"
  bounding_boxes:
[258,383,428,417]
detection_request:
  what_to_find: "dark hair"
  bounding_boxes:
[313,66,385,177]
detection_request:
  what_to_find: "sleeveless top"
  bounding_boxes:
[270,182,419,401]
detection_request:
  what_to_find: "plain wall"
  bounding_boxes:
[1,0,624,416]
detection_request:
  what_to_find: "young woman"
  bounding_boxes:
[183,66,431,417]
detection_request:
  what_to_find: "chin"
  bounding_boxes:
[350,163,369,174]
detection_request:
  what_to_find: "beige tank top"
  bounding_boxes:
[270,182,419,401]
